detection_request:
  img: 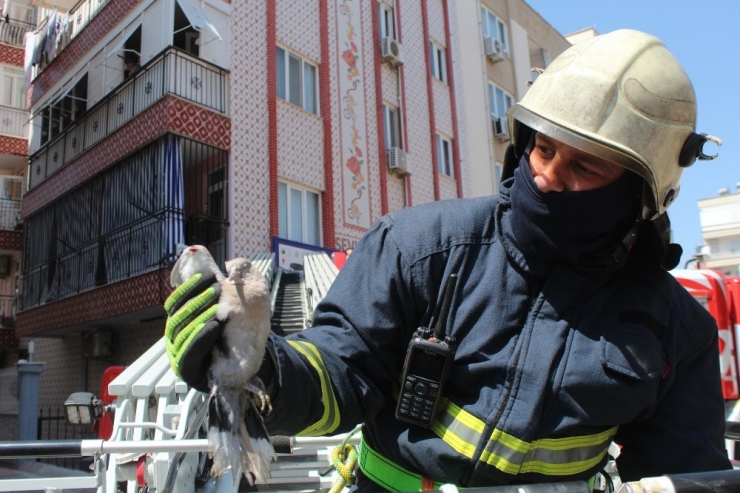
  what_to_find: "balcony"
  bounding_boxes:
[0,105,28,139]
[20,133,228,312]
[0,17,33,48]
[29,48,229,189]
[29,0,110,77]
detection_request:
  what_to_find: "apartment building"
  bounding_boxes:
[456,0,569,197]
[0,1,31,371]
[5,0,571,440]
[698,186,740,275]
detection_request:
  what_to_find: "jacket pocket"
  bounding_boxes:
[601,326,665,381]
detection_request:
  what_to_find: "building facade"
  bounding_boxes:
[9,0,570,435]
[456,0,569,197]
[0,0,33,441]
[698,186,740,275]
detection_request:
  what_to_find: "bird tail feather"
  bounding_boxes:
[239,399,275,485]
[207,388,241,480]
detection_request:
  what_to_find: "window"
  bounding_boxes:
[429,42,446,83]
[277,47,318,114]
[1,67,25,109]
[38,74,88,145]
[278,182,321,246]
[174,1,200,56]
[488,82,513,128]
[379,4,395,39]
[730,240,740,253]
[436,134,453,177]
[481,7,509,57]
[383,104,400,149]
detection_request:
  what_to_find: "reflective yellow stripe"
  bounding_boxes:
[430,399,617,476]
[287,340,341,436]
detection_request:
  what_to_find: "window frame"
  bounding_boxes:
[278,181,322,246]
[276,46,319,115]
[383,103,401,150]
[436,134,453,178]
[379,3,396,40]
[429,42,447,84]
[1,67,25,110]
[488,82,514,121]
[481,7,509,57]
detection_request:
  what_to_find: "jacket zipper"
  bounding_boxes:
[460,278,544,486]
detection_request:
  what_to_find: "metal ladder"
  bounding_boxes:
[270,270,309,335]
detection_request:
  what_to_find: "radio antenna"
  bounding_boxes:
[433,274,457,340]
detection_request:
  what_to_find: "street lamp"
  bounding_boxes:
[64,392,104,425]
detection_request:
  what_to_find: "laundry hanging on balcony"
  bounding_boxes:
[163,135,185,261]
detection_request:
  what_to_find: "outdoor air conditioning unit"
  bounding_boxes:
[484,37,505,63]
[386,147,409,176]
[381,37,405,67]
[492,117,510,141]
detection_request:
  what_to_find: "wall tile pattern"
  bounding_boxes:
[228,1,271,256]
[0,44,24,67]
[16,270,169,337]
[0,135,27,156]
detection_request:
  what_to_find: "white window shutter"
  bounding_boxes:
[104,35,124,96]
[87,49,105,108]
[199,4,229,69]
[141,0,167,66]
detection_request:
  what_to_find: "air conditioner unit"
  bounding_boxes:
[386,147,409,176]
[381,37,405,67]
[484,37,505,63]
[492,117,510,141]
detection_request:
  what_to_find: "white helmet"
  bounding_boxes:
[507,29,720,219]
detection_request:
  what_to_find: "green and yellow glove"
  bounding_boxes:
[164,271,223,392]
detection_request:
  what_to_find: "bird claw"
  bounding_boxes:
[254,390,272,415]
[245,377,272,415]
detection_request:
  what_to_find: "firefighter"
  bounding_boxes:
[165,29,732,490]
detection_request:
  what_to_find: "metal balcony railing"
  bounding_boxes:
[0,105,29,138]
[0,17,33,47]
[19,210,227,311]
[28,48,229,190]
[0,199,21,231]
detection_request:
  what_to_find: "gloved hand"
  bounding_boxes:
[164,271,223,392]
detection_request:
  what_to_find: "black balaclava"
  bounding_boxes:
[503,151,643,276]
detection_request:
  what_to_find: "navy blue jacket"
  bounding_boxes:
[264,193,730,489]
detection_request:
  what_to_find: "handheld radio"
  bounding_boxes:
[395,274,458,428]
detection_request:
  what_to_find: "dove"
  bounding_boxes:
[170,245,275,485]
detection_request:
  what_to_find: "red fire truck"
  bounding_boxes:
[671,269,740,400]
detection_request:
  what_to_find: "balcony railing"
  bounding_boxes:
[19,210,227,311]
[28,48,229,190]
[0,17,33,47]
[0,199,21,231]
[0,105,28,138]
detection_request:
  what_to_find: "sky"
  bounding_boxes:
[522,0,740,268]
